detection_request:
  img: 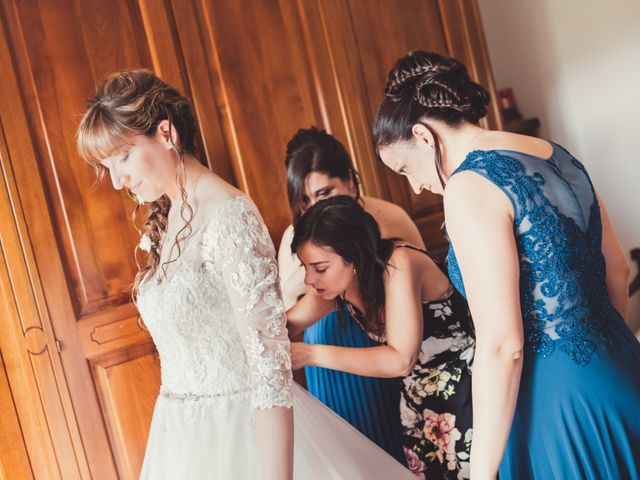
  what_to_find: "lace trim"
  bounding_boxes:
[246,328,293,410]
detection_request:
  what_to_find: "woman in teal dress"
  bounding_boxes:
[277,127,425,464]
[372,50,640,479]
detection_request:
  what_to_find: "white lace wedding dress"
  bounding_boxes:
[137,195,413,479]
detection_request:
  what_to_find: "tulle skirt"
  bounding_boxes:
[139,383,414,479]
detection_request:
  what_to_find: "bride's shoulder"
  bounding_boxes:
[199,172,244,204]
[196,175,252,218]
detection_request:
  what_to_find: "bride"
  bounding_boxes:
[76,69,413,479]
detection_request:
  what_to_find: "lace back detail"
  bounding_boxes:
[447,146,625,366]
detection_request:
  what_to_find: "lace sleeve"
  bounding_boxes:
[203,196,293,410]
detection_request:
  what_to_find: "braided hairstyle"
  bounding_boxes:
[285,127,361,223]
[76,69,199,299]
[373,51,490,186]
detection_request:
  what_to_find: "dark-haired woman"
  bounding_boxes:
[279,127,424,464]
[279,126,424,307]
[373,50,640,479]
[288,196,475,479]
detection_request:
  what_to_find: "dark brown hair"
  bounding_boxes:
[373,51,490,187]
[291,195,394,336]
[285,127,361,222]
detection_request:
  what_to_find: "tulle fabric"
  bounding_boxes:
[139,383,414,479]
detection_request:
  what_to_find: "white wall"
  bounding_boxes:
[478,0,640,332]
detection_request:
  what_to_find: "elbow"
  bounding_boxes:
[478,337,524,365]
[395,354,418,377]
[609,258,631,285]
[619,262,631,283]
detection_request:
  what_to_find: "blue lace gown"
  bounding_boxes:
[447,143,640,479]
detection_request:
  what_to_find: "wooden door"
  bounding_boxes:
[298,0,501,257]
[0,1,499,478]
[0,1,175,478]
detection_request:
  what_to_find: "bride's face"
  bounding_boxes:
[99,122,178,202]
[297,241,356,300]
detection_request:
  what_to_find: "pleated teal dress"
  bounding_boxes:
[304,306,406,466]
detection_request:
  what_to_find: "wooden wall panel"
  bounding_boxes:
[346,0,451,254]
[139,0,237,184]
[195,0,327,242]
[4,0,151,316]
[92,343,160,479]
[437,0,503,131]
[0,1,161,477]
[0,116,90,478]
[295,0,448,253]
[300,0,501,256]
[0,351,33,480]
[294,0,390,202]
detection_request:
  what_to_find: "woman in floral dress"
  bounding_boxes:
[287,196,475,479]
[398,275,473,478]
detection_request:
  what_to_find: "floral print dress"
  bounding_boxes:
[347,252,475,479]
[400,287,474,479]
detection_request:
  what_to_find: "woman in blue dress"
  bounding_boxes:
[277,127,424,464]
[372,49,640,479]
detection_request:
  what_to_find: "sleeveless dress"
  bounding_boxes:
[346,246,475,480]
[136,196,413,479]
[304,309,406,465]
[280,224,406,465]
[447,144,640,479]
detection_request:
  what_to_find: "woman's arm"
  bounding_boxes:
[254,408,294,480]
[286,291,336,338]
[206,199,293,480]
[277,224,308,310]
[291,248,424,377]
[369,197,426,250]
[444,172,524,480]
[597,193,630,318]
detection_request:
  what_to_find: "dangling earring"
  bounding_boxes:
[135,194,144,205]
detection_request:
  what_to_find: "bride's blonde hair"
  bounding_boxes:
[76,69,199,298]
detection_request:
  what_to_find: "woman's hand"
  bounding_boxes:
[290,342,314,370]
